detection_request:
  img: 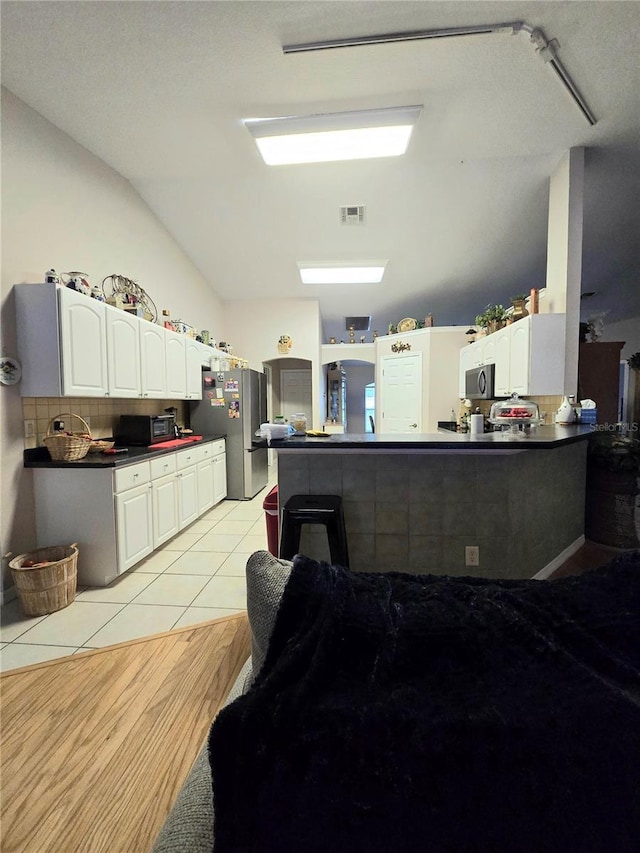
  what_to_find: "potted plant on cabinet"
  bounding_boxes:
[474,304,507,335]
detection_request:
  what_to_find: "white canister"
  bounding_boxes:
[555,396,574,424]
[470,413,484,435]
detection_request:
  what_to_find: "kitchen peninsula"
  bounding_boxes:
[274,426,593,579]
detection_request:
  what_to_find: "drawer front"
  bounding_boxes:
[176,446,200,470]
[210,439,225,457]
[114,461,151,494]
[197,443,213,462]
[150,454,177,480]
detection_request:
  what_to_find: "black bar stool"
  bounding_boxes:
[279,494,349,568]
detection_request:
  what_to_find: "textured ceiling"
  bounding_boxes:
[2,1,639,339]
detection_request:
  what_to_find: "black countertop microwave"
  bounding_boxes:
[116,414,176,445]
[465,364,495,400]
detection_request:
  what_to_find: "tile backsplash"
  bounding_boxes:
[22,397,189,449]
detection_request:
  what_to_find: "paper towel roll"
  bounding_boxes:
[470,414,484,435]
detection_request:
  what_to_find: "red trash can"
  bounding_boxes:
[263,485,279,557]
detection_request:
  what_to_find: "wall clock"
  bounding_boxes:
[0,356,21,385]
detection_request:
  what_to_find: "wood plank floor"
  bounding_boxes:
[0,612,250,853]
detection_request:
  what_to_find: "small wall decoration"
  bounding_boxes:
[0,356,21,385]
[278,335,293,353]
[391,341,412,353]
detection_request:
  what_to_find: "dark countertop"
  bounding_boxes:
[24,434,226,469]
[269,424,594,451]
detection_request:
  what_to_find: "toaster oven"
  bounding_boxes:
[116,414,176,445]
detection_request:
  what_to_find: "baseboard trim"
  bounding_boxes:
[532,535,585,580]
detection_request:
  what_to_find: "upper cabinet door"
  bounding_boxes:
[140,321,167,398]
[106,305,141,398]
[185,338,203,400]
[59,287,108,397]
[509,319,531,395]
[165,330,187,399]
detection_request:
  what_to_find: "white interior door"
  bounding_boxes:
[280,369,312,424]
[380,353,423,432]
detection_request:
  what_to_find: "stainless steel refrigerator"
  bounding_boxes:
[190,369,268,500]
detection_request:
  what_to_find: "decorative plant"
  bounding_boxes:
[627,351,640,369]
[474,304,506,328]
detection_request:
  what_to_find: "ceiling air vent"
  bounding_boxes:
[340,205,365,225]
[345,316,371,331]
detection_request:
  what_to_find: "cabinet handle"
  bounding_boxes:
[133,473,139,479]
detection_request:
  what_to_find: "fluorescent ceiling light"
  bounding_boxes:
[298,263,387,285]
[245,106,421,165]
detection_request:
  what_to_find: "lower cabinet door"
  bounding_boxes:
[213,453,227,504]
[115,483,153,572]
[152,473,179,548]
[197,459,214,514]
[177,465,199,529]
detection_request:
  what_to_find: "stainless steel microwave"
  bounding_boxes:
[465,364,495,400]
[116,414,176,445]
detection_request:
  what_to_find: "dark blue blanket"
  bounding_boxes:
[209,552,640,852]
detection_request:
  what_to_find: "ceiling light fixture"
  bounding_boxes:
[283,22,596,126]
[244,106,421,165]
[298,262,387,285]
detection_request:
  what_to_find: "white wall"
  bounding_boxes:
[224,298,323,427]
[375,327,468,431]
[544,148,584,395]
[0,89,225,591]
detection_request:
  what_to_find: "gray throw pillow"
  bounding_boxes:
[246,550,293,677]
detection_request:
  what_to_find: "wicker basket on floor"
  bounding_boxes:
[9,543,78,616]
[43,413,92,461]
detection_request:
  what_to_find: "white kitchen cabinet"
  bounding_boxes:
[150,454,178,548]
[176,446,200,528]
[114,461,153,571]
[459,314,566,398]
[59,286,110,397]
[492,327,511,396]
[210,440,227,504]
[165,330,187,399]
[15,284,110,397]
[508,314,566,396]
[185,338,204,400]
[509,321,530,396]
[31,440,227,586]
[115,481,154,570]
[177,466,199,528]
[197,458,214,514]
[459,340,484,396]
[105,302,141,398]
[15,282,203,401]
[140,320,167,398]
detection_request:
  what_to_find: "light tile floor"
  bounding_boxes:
[0,469,277,673]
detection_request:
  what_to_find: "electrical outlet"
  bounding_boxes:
[24,419,35,438]
[465,545,479,567]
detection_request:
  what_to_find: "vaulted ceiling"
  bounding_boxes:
[2,1,639,339]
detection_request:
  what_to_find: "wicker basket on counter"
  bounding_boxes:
[42,413,92,461]
[9,543,78,616]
